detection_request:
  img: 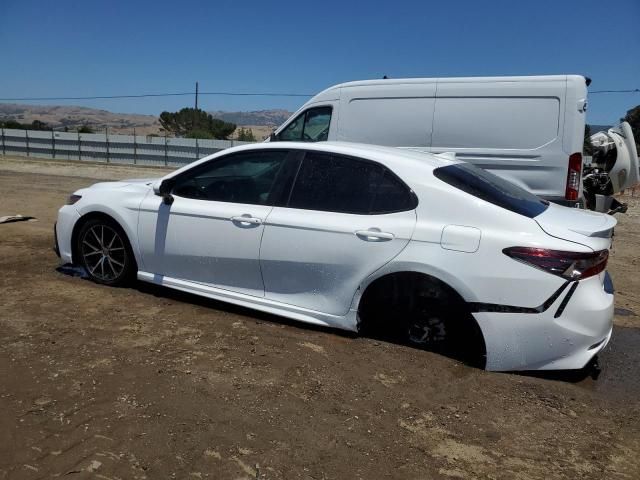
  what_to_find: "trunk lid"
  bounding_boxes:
[535,203,616,251]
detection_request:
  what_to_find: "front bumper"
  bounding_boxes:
[473,274,614,371]
[55,205,81,264]
[53,222,60,257]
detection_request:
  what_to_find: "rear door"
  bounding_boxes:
[259,151,417,316]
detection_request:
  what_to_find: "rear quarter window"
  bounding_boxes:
[433,163,549,218]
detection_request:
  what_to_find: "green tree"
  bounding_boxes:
[78,125,94,133]
[0,120,23,129]
[621,105,640,151]
[159,108,236,139]
[30,120,50,130]
[236,127,256,142]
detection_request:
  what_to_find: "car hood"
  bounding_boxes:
[86,178,159,190]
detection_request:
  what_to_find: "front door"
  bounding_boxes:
[138,149,291,296]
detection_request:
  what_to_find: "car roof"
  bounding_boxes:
[229,141,458,171]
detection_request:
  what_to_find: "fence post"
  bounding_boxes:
[195,138,199,160]
[133,128,137,164]
[1,128,5,156]
[164,134,168,166]
[105,127,110,163]
[25,130,30,156]
[78,131,82,161]
[51,130,56,159]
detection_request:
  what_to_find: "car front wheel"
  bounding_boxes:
[77,218,135,286]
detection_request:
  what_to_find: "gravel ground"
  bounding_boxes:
[1,156,639,480]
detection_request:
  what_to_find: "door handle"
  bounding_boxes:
[355,229,395,241]
[230,215,262,225]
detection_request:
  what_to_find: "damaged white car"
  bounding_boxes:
[55,142,616,371]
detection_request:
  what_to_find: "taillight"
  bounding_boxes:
[565,152,582,201]
[503,247,608,280]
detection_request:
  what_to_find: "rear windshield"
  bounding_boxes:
[433,163,549,218]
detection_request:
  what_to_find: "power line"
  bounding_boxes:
[589,89,640,94]
[0,88,636,102]
[0,90,315,102]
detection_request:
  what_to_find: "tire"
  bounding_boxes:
[76,217,135,286]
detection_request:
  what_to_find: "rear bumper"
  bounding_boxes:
[473,274,614,371]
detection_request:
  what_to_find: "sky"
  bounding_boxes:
[0,0,638,124]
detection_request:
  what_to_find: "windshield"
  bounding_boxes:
[433,163,549,218]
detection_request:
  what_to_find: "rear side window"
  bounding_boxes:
[287,152,416,214]
[433,163,549,218]
[371,170,416,213]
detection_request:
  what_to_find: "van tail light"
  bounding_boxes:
[565,152,582,201]
[503,247,608,280]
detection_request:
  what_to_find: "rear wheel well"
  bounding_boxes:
[358,272,486,367]
[71,212,136,270]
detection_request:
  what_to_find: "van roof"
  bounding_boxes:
[307,75,586,103]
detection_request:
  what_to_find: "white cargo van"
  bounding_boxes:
[269,75,639,208]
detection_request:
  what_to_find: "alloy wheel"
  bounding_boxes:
[80,224,126,281]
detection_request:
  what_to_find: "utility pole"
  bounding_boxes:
[193,81,199,132]
[133,127,137,164]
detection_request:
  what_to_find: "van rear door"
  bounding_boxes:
[590,122,639,193]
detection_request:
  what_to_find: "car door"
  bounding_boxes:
[260,151,417,316]
[137,149,292,296]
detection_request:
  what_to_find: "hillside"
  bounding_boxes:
[0,103,162,135]
[208,109,292,127]
[0,104,293,139]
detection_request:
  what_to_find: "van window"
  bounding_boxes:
[339,97,435,147]
[277,106,332,142]
[432,97,560,150]
[433,162,549,218]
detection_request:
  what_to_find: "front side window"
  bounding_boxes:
[277,106,332,142]
[287,152,416,214]
[172,150,289,205]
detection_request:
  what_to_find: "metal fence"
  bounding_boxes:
[0,128,254,166]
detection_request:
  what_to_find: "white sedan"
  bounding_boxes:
[55,142,616,371]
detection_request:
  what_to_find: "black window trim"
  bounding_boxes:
[279,149,418,215]
[169,149,297,206]
[276,105,333,143]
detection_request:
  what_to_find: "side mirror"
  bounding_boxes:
[153,179,175,205]
[269,132,277,142]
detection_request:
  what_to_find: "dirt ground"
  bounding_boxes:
[1,155,639,480]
